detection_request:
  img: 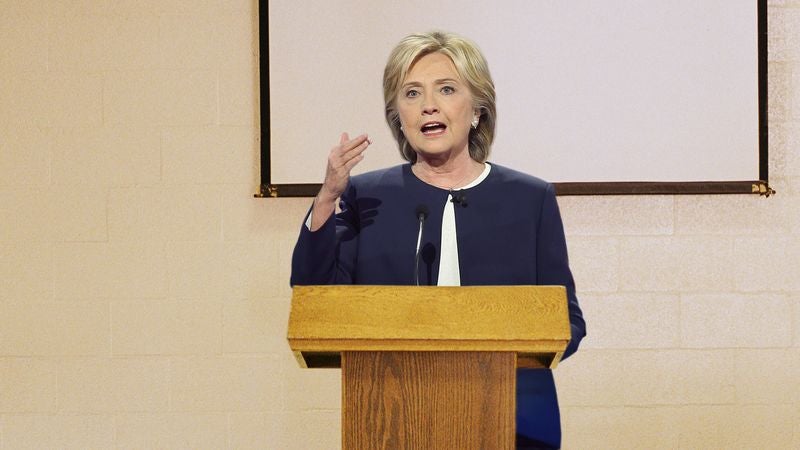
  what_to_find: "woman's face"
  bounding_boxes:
[396,52,477,161]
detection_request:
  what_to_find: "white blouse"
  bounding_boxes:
[437,163,492,286]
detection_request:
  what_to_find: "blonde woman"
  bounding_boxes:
[292,31,585,449]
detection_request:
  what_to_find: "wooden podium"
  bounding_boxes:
[287,285,570,449]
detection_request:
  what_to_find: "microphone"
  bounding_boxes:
[450,190,467,207]
[414,205,429,286]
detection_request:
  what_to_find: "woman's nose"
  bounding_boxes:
[422,95,438,115]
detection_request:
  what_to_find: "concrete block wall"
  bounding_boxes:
[0,1,798,448]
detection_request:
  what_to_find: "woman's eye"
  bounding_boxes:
[406,89,419,98]
[441,86,455,94]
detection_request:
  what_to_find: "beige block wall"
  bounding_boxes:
[0,1,797,448]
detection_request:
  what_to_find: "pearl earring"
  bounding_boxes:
[471,118,479,129]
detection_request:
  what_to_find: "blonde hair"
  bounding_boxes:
[383,31,496,163]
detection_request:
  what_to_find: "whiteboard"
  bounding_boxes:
[264,0,763,192]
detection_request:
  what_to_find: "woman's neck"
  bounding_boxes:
[412,152,484,190]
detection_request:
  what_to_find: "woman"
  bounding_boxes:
[291,31,586,449]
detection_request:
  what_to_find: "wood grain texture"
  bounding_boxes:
[287,285,570,368]
[342,351,515,450]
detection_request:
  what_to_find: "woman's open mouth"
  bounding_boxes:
[420,122,447,137]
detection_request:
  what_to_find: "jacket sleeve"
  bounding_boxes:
[536,183,586,360]
[290,183,360,286]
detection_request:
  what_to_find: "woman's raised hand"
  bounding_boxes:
[310,132,370,231]
[318,132,370,203]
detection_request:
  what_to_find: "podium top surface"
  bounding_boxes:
[287,285,571,369]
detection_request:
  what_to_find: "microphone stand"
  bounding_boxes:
[414,205,428,286]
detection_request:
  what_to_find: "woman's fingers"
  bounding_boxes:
[340,137,370,163]
[320,132,370,200]
[340,134,369,156]
[343,153,364,171]
[331,133,370,169]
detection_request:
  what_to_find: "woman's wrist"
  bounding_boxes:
[316,186,339,205]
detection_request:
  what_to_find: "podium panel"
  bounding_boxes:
[343,351,515,450]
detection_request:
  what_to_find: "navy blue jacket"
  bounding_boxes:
[291,163,586,447]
